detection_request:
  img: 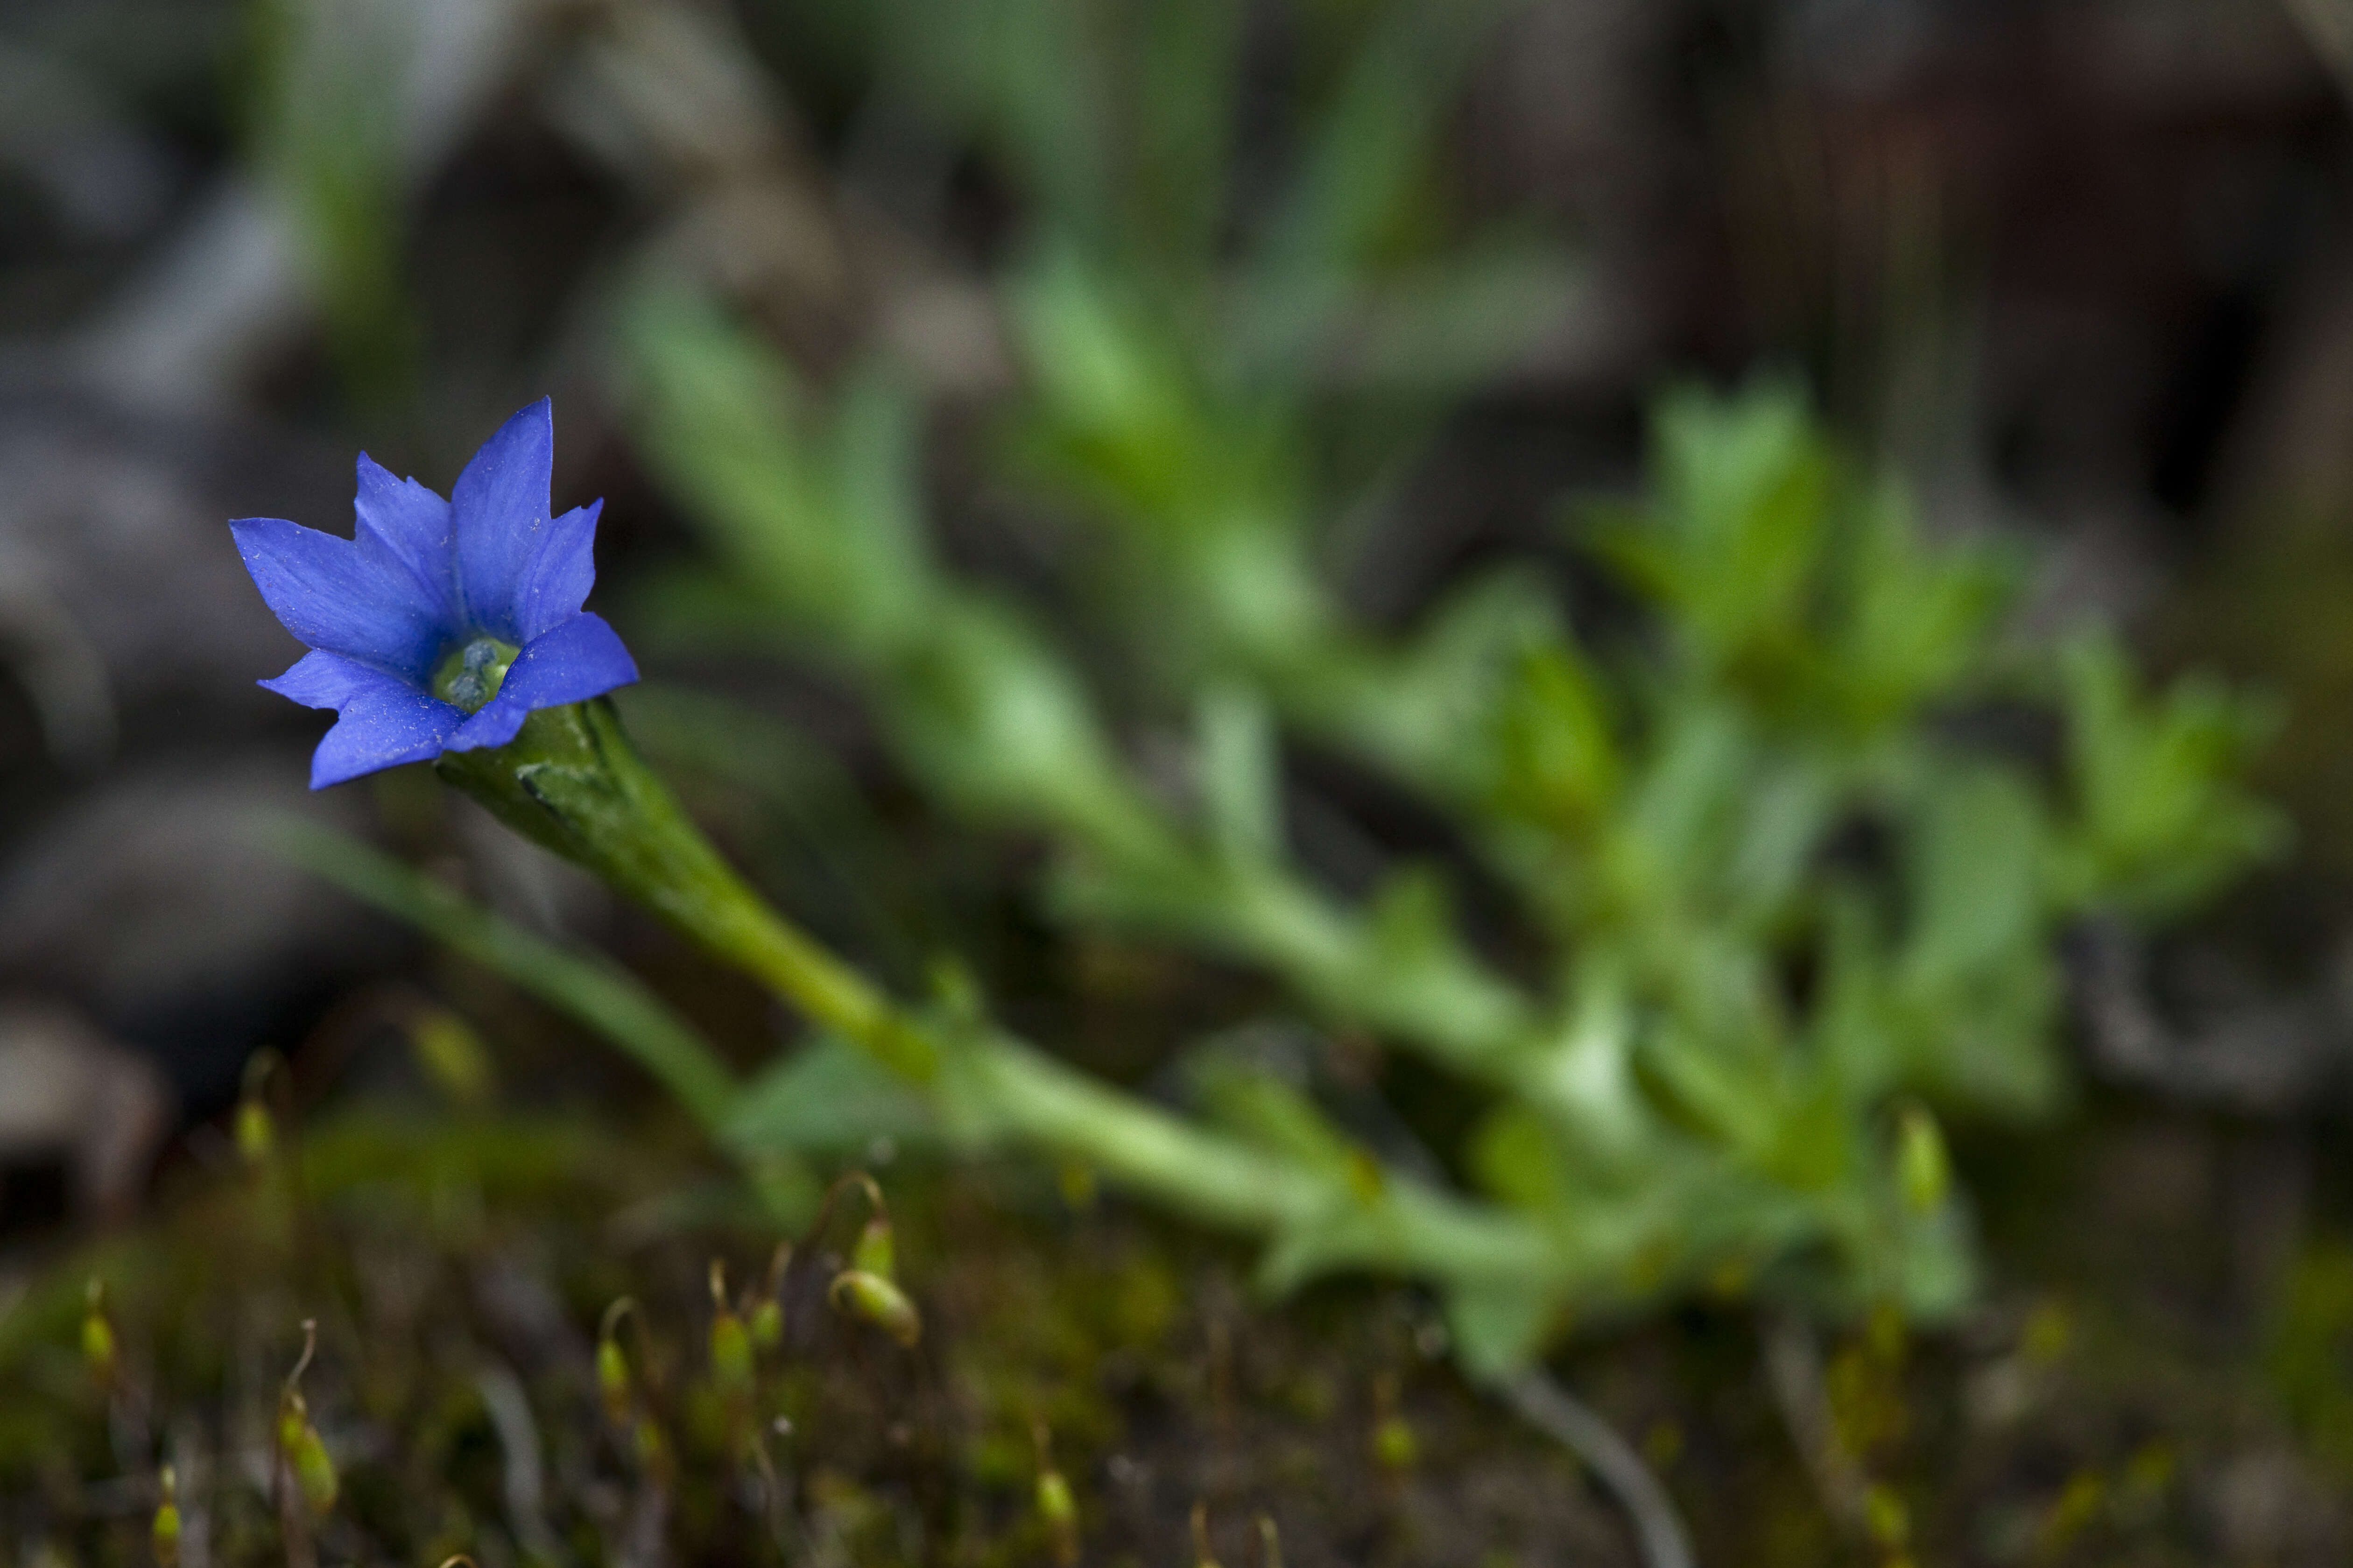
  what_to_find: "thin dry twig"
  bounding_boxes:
[2071,919,2346,1112]
[1759,1310,1870,1536]
[1498,1370,1694,1568]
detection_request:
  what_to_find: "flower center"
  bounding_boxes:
[432,636,519,713]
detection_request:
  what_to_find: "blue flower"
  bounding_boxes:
[234,400,639,788]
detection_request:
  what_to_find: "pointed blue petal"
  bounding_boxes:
[260,650,465,788]
[512,498,603,644]
[450,398,553,641]
[444,612,640,752]
[259,647,391,706]
[232,516,446,680]
[353,453,457,627]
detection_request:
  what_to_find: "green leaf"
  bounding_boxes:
[2055,630,2287,917]
[1198,686,1282,864]
[1627,378,1834,676]
[1493,639,1620,832]
[881,597,1160,860]
[1467,1102,1571,1212]
[1186,1052,1366,1180]
[1902,767,2046,990]
[1510,956,1647,1160]
[626,294,936,662]
[1444,1276,1563,1380]
[724,1035,943,1158]
[1254,0,1509,282]
[1828,480,2014,729]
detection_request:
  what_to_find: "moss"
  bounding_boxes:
[1,1099,2348,1566]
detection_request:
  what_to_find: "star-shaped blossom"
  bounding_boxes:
[233,400,639,788]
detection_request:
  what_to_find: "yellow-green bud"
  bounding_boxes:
[828,1270,921,1348]
[1036,1467,1076,1527]
[1371,1373,1415,1472]
[751,1243,790,1354]
[81,1279,116,1391]
[410,1009,495,1110]
[292,1425,338,1516]
[152,1468,180,1568]
[596,1334,631,1428]
[633,1416,673,1484]
[852,1216,897,1282]
[1863,1483,1909,1549]
[708,1261,753,1395]
[1255,1515,1283,1568]
[279,1399,337,1517]
[749,1298,783,1354]
[711,1308,753,1395]
[234,1096,274,1165]
[1191,1501,1220,1568]
[1036,1467,1078,1566]
[1896,1104,1950,1215]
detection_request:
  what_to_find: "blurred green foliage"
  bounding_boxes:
[620,291,2276,1375]
[563,0,2283,1375]
[242,0,418,402]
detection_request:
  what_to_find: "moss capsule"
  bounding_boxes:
[80,1279,117,1392]
[829,1270,921,1347]
[852,1215,897,1282]
[1896,1104,1950,1215]
[151,1468,180,1568]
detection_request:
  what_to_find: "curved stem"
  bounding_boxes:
[1499,1370,1695,1568]
[437,698,936,1078]
[429,698,1558,1296]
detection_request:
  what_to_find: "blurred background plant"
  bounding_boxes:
[626,297,2280,1370]
[7,0,2353,1563]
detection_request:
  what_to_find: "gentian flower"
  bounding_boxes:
[233,400,638,788]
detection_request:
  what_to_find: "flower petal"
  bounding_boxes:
[450,398,553,641]
[444,612,640,752]
[231,515,446,680]
[353,453,457,627]
[512,498,603,644]
[261,650,466,788]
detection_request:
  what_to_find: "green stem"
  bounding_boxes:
[955,1034,1319,1233]
[434,699,1557,1294]
[962,1033,1556,1287]
[437,699,934,1079]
